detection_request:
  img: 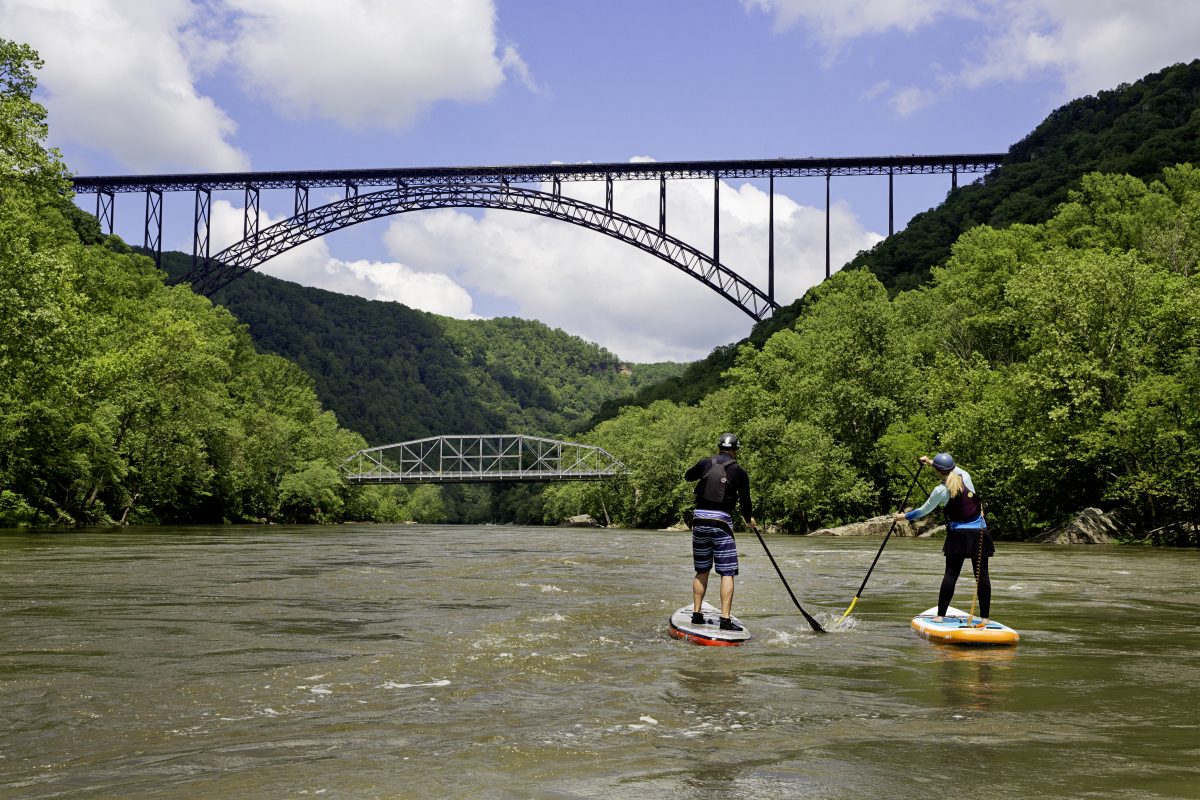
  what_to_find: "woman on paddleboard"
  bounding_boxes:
[896,453,994,626]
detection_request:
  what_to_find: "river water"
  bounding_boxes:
[1,525,1197,799]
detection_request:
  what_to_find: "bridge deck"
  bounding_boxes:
[72,153,1005,193]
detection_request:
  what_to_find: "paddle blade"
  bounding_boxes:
[837,596,859,626]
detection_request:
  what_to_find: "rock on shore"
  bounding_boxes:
[1030,507,1123,544]
[808,514,942,538]
[561,514,603,528]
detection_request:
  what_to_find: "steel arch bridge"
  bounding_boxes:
[189,182,777,321]
[341,434,627,485]
[71,152,1005,322]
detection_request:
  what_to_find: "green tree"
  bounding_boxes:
[401,484,447,524]
[0,39,69,199]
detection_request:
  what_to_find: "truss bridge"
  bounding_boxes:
[341,435,627,485]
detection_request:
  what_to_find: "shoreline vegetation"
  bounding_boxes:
[541,164,1200,547]
[2,41,1198,545]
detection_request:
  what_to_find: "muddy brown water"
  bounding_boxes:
[2,525,1197,799]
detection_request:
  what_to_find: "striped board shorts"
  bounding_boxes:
[692,509,739,576]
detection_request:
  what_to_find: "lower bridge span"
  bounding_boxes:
[341,434,627,485]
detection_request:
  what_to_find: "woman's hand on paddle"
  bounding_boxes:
[894,511,907,520]
[749,517,759,533]
[918,455,932,467]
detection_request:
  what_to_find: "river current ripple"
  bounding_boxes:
[1,525,1198,799]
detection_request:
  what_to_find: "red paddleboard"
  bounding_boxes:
[668,602,752,647]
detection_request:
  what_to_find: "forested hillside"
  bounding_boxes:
[851,58,1200,290]
[547,168,1200,544]
[594,59,1200,421]
[0,40,374,526]
[158,253,685,445]
[7,36,1198,538]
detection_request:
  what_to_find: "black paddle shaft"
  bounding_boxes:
[852,463,925,599]
[753,528,825,633]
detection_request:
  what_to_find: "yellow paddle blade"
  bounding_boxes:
[837,595,859,626]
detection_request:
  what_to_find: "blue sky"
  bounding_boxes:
[6,0,1200,361]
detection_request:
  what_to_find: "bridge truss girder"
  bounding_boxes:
[341,434,627,484]
[183,183,779,321]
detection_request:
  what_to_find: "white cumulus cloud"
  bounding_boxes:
[7,0,527,171]
[1,0,249,172]
[748,0,1200,111]
[743,0,954,40]
[204,199,480,318]
[960,1,1200,98]
[224,0,525,129]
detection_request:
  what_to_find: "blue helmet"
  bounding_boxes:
[932,452,956,473]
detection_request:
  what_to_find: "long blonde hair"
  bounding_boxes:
[943,469,964,498]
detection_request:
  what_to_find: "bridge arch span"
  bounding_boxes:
[182,183,778,321]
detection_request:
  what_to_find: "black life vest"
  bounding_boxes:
[697,454,736,504]
[945,485,982,522]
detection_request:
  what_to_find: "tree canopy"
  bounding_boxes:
[546,168,1200,545]
[1,39,371,526]
[848,58,1200,290]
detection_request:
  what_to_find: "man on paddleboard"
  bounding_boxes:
[684,433,758,631]
[896,452,994,626]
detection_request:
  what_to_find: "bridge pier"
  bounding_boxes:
[95,190,114,236]
[243,185,259,243]
[768,174,774,304]
[192,187,211,273]
[144,188,162,268]
[825,172,831,279]
[713,175,720,268]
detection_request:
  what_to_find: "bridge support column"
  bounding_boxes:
[713,175,720,267]
[95,190,114,236]
[659,175,666,234]
[768,174,774,303]
[825,172,831,279]
[605,174,613,214]
[192,186,211,272]
[952,165,958,191]
[888,169,894,236]
[144,188,162,268]
[294,183,309,223]
[244,185,260,243]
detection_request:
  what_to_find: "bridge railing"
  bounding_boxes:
[341,434,627,484]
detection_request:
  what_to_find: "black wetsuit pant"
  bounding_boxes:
[938,553,990,618]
